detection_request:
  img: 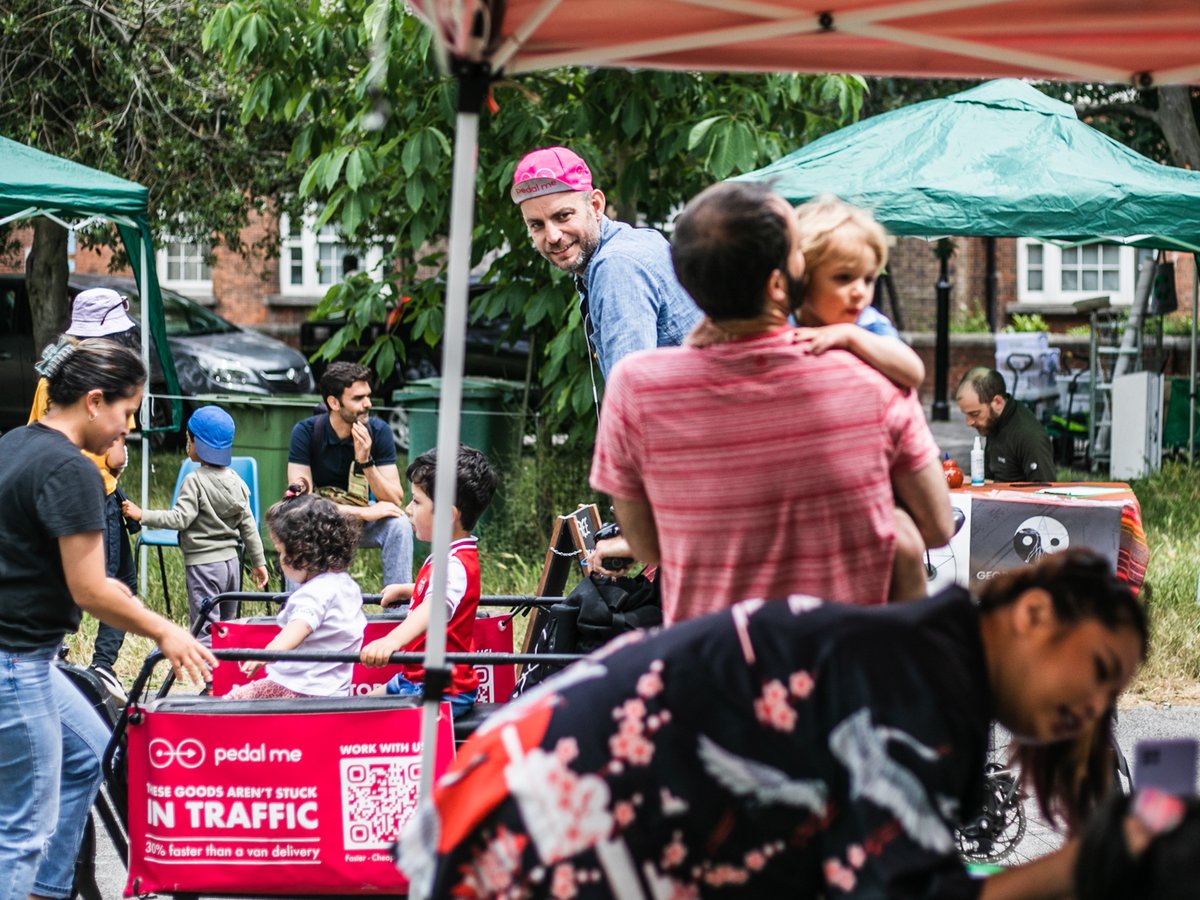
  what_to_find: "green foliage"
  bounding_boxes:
[203,0,867,444]
[0,0,295,254]
[1161,313,1197,336]
[949,303,991,333]
[1127,461,1200,696]
[1004,313,1049,333]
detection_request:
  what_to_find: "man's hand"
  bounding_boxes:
[361,636,402,667]
[156,622,217,685]
[588,536,636,577]
[251,565,270,590]
[380,582,415,608]
[352,420,373,465]
[121,498,143,521]
[359,501,403,521]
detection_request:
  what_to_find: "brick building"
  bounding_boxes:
[3,217,1195,403]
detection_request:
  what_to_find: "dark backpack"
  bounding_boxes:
[513,573,661,696]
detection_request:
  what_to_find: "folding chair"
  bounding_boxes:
[134,456,261,615]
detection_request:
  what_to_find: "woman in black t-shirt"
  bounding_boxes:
[0,339,216,900]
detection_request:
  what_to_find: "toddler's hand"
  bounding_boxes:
[380,583,415,607]
[361,638,398,667]
[240,659,264,677]
[792,324,855,355]
[251,565,269,590]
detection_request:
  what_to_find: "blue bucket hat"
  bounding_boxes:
[187,406,234,466]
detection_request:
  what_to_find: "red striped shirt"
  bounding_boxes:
[590,330,938,623]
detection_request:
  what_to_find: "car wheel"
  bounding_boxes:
[388,405,409,453]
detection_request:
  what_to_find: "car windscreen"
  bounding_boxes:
[127,289,238,337]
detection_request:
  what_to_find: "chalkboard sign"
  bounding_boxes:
[519,504,601,655]
[535,504,601,597]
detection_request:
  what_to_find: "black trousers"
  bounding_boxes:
[92,491,136,670]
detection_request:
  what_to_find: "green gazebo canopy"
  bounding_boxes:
[0,134,180,425]
[740,79,1200,253]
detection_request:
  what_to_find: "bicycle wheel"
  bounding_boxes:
[957,762,1027,864]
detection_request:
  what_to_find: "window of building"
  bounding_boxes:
[157,239,213,301]
[279,214,379,296]
[1016,239,1150,305]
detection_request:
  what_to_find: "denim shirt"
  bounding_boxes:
[576,217,702,379]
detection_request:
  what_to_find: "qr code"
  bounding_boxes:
[340,756,422,849]
[475,665,493,703]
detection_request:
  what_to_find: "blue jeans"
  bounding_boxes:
[384,672,477,719]
[359,512,414,586]
[0,648,108,900]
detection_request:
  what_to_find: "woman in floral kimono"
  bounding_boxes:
[399,550,1147,899]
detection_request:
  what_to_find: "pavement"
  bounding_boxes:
[925,404,977,466]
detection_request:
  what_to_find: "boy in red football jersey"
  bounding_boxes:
[361,445,497,717]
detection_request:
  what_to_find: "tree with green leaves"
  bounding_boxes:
[204,0,866,443]
[0,0,295,349]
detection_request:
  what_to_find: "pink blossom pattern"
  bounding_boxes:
[506,744,613,863]
[661,831,687,869]
[460,825,525,897]
[846,843,867,869]
[609,728,655,765]
[614,800,637,828]
[637,669,664,698]
[824,856,858,892]
[550,863,577,899]
[789,670,815,699]
[554,737,580,764]
[703,863,750,887]
[753,679,797,732]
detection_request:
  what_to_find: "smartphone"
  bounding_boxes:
[1133,738,1199,795]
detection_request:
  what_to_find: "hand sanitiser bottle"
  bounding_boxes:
[970,436,985,486]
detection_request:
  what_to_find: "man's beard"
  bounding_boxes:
[975,407,999,436]
[784,268,807,318]
[337,406,367,426]
[545,226,601,275]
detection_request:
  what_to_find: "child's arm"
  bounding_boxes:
[235,499,270,589]
[241,619,313,676]
[793,324,925,389]
[360,602,431,666]
[123,475,203,530]
[380,582,415,608]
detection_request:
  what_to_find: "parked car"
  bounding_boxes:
[0,273,315,432]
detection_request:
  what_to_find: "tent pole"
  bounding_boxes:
[1190,253,1197,464]
[984,237,997,331]
[416,63,491,808]
[932,239,953,421]
[139,240,151,594]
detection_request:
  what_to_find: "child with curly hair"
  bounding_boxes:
[226,481,366,699]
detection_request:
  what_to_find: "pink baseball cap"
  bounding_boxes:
[511,146,593,204]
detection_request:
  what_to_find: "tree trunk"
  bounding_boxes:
[27,218,70,353]
[1156,86,1200,170]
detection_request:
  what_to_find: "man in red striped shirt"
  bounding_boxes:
[590,182,953,623]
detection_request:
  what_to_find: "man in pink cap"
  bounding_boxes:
[512,146,702,382]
